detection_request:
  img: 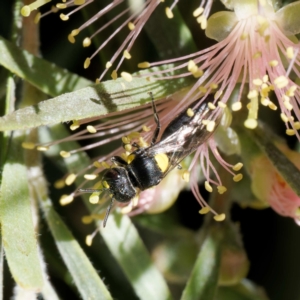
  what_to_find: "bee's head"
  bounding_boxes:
[102,167,136,203]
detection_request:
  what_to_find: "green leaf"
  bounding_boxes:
[0,70,193,131]
[181,225,223,300]
[0,133,43,289]
[247,123,300,197]
[0,35,91,96]
[37,189,112,300]
[44,124,173,300]
[216,279,269,300]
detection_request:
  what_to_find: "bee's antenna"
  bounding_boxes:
[148,91,161,145]
[103,198,114,227]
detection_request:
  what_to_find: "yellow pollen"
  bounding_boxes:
[84,174,98,180]
[274,76,289,88]
[124,144,132,152]
[193,68,204,78]
[54,179,65,189]
[286,129,296,136]
[93,161,102,168]
[89,193,100,204]
[165,7,174,19]
[182,170,190,182]
[231,102,242,111]
[214,90,223,99]
[101,161,110,169]
[283,100,293,111]
[123,50,131,59]
[269,60,278,67]
[85,235,93,247]
[268,102,277,110]
[122,136,130,144]
[37,146,49,151]
[233,162,243,171]
[198,86,207,93]
[95,78,100,84]
[218,101,226,108]
[282,94,290,102]
[244,118,258,129]
[260,98,270,106]
[71,29,80,36]
[240,32,248,40]
[87,125,97,133]
[217,186,227,194]
[253,78,263,86]
[60,194,74,206]
[286,85,297,96]
[294,122,300,130]
[22,142,35,149]
[187,60,197,73]
[206,121,216,132]
[263,75,269,83]
[247,90,258,99]
[193,7,204,17]
[60,13,69,21]
[56,3,67,9]
[142,125,151,132]
[138,137,148,148]
[128,22,135,30]
[128,131,140,139]
[214,213,226,222]
[65,173,76,185]
[60,150,71,158]
[138,62,150,68]
[68,34,75,44]
[199,206,210,214]
[202,119,209,125]
[70,120,80,130]
[233,173,243,182]
[111,70,118,80]
[84,57,91,69]
[21,0,51,17]
[280,113,289,123]
[204,181,213,192]
[210,83,218,90]
[102,180,110,189]
[253,51,262,59]
[121,72,132,82]
[74,0,85,4]
[105,61,112,69]
[187,108,194,117]
[83,37,91,47]
[286,47,294,59]
[197,15,207,29]
[208,102,216,110]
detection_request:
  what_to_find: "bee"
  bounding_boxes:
[80,93,220,226]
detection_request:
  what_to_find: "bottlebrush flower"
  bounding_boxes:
[140,0,300,139]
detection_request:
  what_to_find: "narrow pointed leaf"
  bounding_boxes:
[181,225,223,300]
[0,133,43,289]
[0,36,91,96]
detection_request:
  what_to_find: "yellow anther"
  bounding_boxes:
[138,62,150,68]
[93,161,102,168]
[54,179,65,189]
[193,7,204,17]
[105,61,112,69]
[217,186,227,194]
[74,0,85,4]
[286,129,296,136]
[262,75,269,82]
[214,213,226,222]
[34,12,41,24]
[286,46,294,59]
[60,150,71,158]
[233,173,243,182]
[201,119,209,125]
[128,22,135,30]
[231,102,242,111]
[247,90,258,99]
[210,83,218,90]
[182,170,190,182]
[89,193,100,204]
[128,131,140,139]
[187,60,197,73]
[121,72,132,82]
[111,70,118,80]
[122,136,130,144]
[260,97,270,106]
[198,86,207,93]
[268,102,277,110]
[214,90,223,99]
[269,60,278,67]
[21,0,51,17]
[123,50,131,59]
[206,121,216,132]
[68,34,75,43]
[204,181,213,192]
[253,51,262,59]
[65,173,77,185]
[240,32,248,40]
[102,180,110,189]
[286,85,297,97]
[294,122,300,130]
[138,137,148,148]
[85,235,93,246]
[198,16,207,29]
[165,7,174,18]
[283,100,293,111]
[208,102,216,110]
[187,108,194,117]
[87,125,97,133]
[56,3,67,9]
[83,37,91,47]
[244,118,258,129]
[60,13,69,21]
[274,76,289,88]
[193,68,204,78]
[84,174,98,180]
[121,205,133,214]
[124,144,132,152]
[199,206,210,214]
[84,57,91,69]
[82,216,93,224]
[232,162,243,171]
[101,161,110,169]
[70,120,80,130]
[22,142,35,149]
[218,101,226,108]
[253,78,263,86]
[37,146,49,151]
[142,125,151,132]
[60,194,74,206]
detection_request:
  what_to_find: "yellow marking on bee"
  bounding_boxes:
[127,154,136,164]
[154,153,169,172]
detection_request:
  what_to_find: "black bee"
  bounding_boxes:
[81,93,220,226]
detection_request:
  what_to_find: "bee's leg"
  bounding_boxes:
[148,92,161,145]
[111,156,128,167]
